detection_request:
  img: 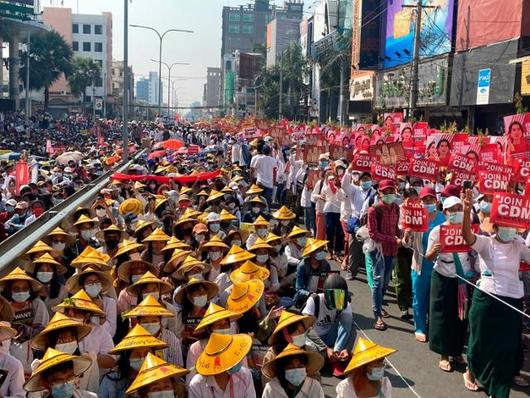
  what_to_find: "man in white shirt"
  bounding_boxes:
[249,144,277,206]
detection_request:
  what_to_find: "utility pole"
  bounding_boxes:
[25,32,30,126]
[123,0,129,161]
[338,59,344,127]
[278,55,283,120]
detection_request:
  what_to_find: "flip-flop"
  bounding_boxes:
[439,359,452,372]
[374,319,387,331]
[414,332,427,342]
[463,373,479,391]
[513,375,529,387]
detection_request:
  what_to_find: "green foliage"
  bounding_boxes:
[514,92,527,114]
[68,57,101,113]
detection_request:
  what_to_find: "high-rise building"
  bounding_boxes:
[266,5,304,67]
[148,72,160,106]
[136,78,149,103]
[204,67,222,107]
[111,60,134,113]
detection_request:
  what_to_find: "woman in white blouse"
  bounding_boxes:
[462,189,530,397]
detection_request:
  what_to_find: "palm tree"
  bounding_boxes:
[68,57,101,115]
[19,30,73,111]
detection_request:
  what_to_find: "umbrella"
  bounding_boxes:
[0,152,21,161]
[148,150,166,160]
[55,151,83,165]
[160,139,184,150]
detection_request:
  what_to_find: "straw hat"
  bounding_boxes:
[64,267,113,295]
[252,215,269,227]
[248,237,273,252]
[220,245,255,266]
[26,240,53,255]
[174,215,198,227]
[261,343,324,379]
[229,261,270,284]
[219,209,237,222]
[268,310,315,345]
[172,255,210,280]
[73,214,97,227]
[117,260,157,283]
[0,322,16,342]
[142,227,170,243]
[0,296,14,321]
[123,295,174,318]
[161,236,190,252]
[249,196,266,206]
[47,227,74,243]
[31,312,92,351]
[221,186,234,195]
[226,279,264,313]
[53,289,105,316]
[301,238,329,258]
[344,337,397,374]
[154,196,167,211]
[28,252,67,276]
[206,189,224,203]
[163,249,193,273]
[24,348,92,392]
[173,278,219,305]
[180,186,193,196]
[195,333,252,376]
[194,303,240,334]
[125,352,189,394]
[0,267,42,293]
[126,271,173,296]
[266,232,282,245]
[181,207,202,220]
[133,219,155,236]
[71,246,111,271]
[133,181,146,190]
[272,205,296,220]
[202,235,230,251]
[287,225,309,239]
[96,224,127,241]
[115,238,145,258]
[119,198,143,216]
[246,184,264,195]
[197,189,209,198]
[109,324,167,354]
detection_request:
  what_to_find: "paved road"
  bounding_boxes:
[320,268,529,398]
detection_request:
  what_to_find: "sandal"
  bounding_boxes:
[463,372,479,391]
[374,319,387,331]
[439,359,452,372]
[381,309,390,318]
[414,332,427,342]
[452,355,466,365]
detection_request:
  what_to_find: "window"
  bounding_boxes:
[242,13,254,22]
[96,78,103,88]
[85,95,91,103]
[72,24,79,33]
[95,42,103,52]
[95,24,102,35]
[242,24,254,34]
[83,24,91,34]
[72,41,79,51]
[228,24,240,34]
[228,12,240,21]
[83,42,91,52]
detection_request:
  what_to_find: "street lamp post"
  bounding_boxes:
[150,59,189,116]
[130,24,193,115]
[123,0,129,161]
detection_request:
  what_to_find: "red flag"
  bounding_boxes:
[15,161,29,195]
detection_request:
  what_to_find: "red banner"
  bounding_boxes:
[448,153,477,174]
[352,153,371,172]
[408,159,439,181]
[400,200,428,232]
[111,171,221,184]
[370,163,397,181]
[477,170,512,195]
[440,224,471,253]
[490,193,530,229]
[15,161,29,195]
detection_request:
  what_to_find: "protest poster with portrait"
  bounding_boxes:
[440,224,471,253]
[408,159,440,181]
[448,153,477,174]
[490,193,530,229]
[504,113,530,162]
[368,142,404,166]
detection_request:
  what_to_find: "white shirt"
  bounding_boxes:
[311,180,325,214]
[428,225,475,278]
[302,294,352,337]
[336,376,392,398]
[79,323,114,356]
[341,171,375,218]
[0,351,25,398]
[188,367,256,398]
[250,154,277,189]
[263,377,324,398]
[301,185,312,208]
[320,181,341,214]
[472,234,530,298]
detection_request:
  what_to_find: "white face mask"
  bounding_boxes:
[296,237,307,247]
[143,291,159,300]
[251,207,260,214]
[131,274,142,283]
[80,229,94,241]
[129,357,144,371]
[37,271,53,283]
[192,294,208,308]
[147,391,175,398]
[256,254,269,263]
[367,366,385,381]
[141,322,160,335]
[209,251,222,261]
[196,234,205,243]
[280,220,290,227]
[256,229,268,238]
[231,240,242,247]
[95,208,106,218]
[84,282,102,298]
[291,332,306,347]
[212,328,231,335]
[52,242,66,252]
[209,223,220,233]
[12,291,30,303]
[55,341,78,355]
[285,367,307,387]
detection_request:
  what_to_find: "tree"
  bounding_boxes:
[19,30,73,111]
[68,57,101,115]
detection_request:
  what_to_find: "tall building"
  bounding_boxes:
[111,60,134,116]
[42,7,113,115]
[148,72,160,106]
[136,78,149,102]
[204,67,222,107]
[266,4,304,67]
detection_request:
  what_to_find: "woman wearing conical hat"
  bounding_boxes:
[0,322,25,398]
[140,228,171,271]
[201,235,230,282]
[270,205,297,239]
[215,245,256,293]
[285,226,310,272]
[336,337,396,398]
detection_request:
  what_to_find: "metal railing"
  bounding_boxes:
[0,149,146,276]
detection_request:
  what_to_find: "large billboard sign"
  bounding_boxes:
[383,0,454,68]
[0,0,35,20]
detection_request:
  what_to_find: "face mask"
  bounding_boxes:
[228,202,236,210]
[213,328,231,335]
[273,244,282,253]
[193,294,208,308]
[367,366,385,381]
[6,205,14,213]
[143,291,159,300]
[497,226,517,242]
[314,251,327,261]
[51,380,75,398]
[129,357,144,371]
[80,229,94,241]
[291,332,306,347]
[448,211,463,224]
[424,203,437,214]
[269,219,279,229]
[231,240,242,247]
[280,220,290,227]
[37,271,53,283]
[227,361,243,375]
[256,229,268,238]
[285,367,307,387]
[381,194,395,204]
[251,206,260,214]
[141,322,160,335]
[209,251,222,261]
[209,223,220,233]
[187,273,204,281]
[413,186,422,195]
[131,274,142,284]
[90,315,100,325]
[55,341,78,355]
[479,201,492,214]
[95,208,106,218]
[12,291,30,303]
[319,160,329,169]
[84,283,102,298]
[361,180,372,190]
[196,234,205,243]
[148,390,175,398]
[256,254,269,263]
[297,237,307,247]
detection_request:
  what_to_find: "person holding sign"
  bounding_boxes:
[461,189,530,396]
[425,196,476,372]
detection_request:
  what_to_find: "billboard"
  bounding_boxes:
[383,0,454,68]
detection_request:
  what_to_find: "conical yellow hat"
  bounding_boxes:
[114,238,145,258]
[173,278,219,305]
[219,209,237,222]
[230,260,270,284]
[268,310,314,345]
[220,245,255,266]
[32,312,92,351]
[73,214,97,227]
[172,256,209,281]
[154,196,167,211]
[202,235,230,251]
[125,352,189,394]
[287,225,309,239]
[262,343,324,379]
[194,303,241,334]
[133,181,146,190]
[249,196,266,206]
[26,240,53,255]
[47,227,74,242]
[180,186,193,196]
[119,198,143,216]
[197,189,209,197]
[71,246,111,270]
[117,260,157,283]
[64,266,113,295]
[265,232,282,244]
[126,271,173,296]
[53,289,105,316]
[206,189,224,203]
[252,215,269,227]
[181,207,201,219]
[272,205,296,220]
[226,279,264,314]
[133,219,155,235]
[161,236,190,252]
[0,266,42,292]
[142,227,171,242]
[109,324,167,354]
[32,252,67,275]
[248,237,273,252]
[301,238,329,258]
[123,294,174,318]
[246,184,264,195]
[344,337,397,375]
[195,333,252,376]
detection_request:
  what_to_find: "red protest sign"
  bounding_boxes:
[516,159,530,182]
[480,143,503,164]
[490,193,530,229]
[400,200,428,232]
[448,153,477,174]
[525,178,530,198]
[450,170,476,187]
[396,160,409,175]
[352,153,371,172]
[370,163,396,181]
[15,161,29,195]
[478,170,512,195]
[409,159,439,181]
[478,161,514,176]
[440,224,471,253]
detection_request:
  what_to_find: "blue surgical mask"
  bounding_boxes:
[51,380,75,398]
[424,203,437,214]
[448,211,463,224]
[497,226,517,242]
[361,180,372,190]
[129,357,144,371]
[367,366,385,381]
[227,361,243,375]
[314,251,327,261]
[319,160,329,169]
[381,194,395,204]
[285,367,307,386]
[12,291,30,303]
[479,201,491,214]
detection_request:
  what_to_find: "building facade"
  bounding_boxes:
[136,78,149,103]
[266,9,303,67]
[204,67,221,107]
[111,59,134,117]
